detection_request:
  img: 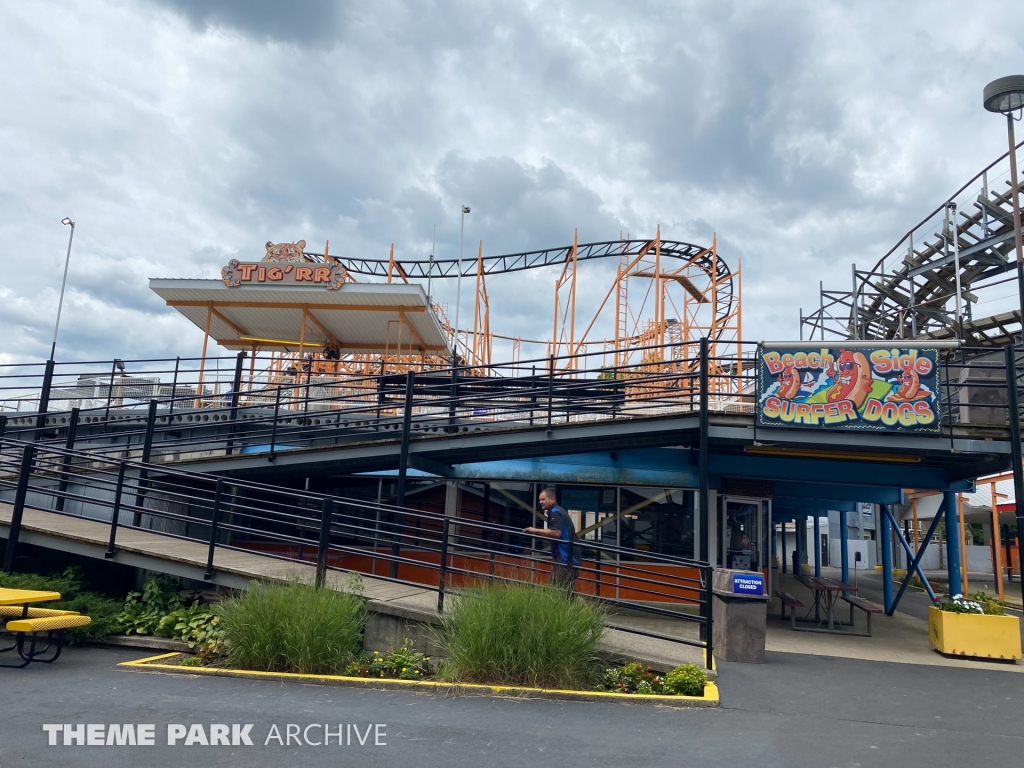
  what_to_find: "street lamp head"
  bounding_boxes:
[61,217,74,226]
[461,206,470,214]
[983,75,1024,114]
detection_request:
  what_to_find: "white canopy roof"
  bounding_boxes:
[964,478,1014,512]
[150,279,450,355]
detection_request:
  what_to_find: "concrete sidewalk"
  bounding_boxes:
[766,570,1023,673]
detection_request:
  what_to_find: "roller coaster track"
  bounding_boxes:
[305,238,737,345]
[802,141,1024,346]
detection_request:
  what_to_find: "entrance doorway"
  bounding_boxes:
[722,497,769,572]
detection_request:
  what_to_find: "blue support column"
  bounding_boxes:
[943,491,963,597]
[880,504,893,612]
[839,509,850,590]
[780,521,787,574]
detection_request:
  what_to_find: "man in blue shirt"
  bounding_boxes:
[524,488,580,593]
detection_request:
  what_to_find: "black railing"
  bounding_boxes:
[0,341,760,466]
[3,342,1018,477]
[0,437,715,668]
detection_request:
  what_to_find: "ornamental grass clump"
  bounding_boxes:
[217,580,365,675]
[439,581,606,690]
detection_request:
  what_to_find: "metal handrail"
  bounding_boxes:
[0,436,715,668]
[0,341,757,463]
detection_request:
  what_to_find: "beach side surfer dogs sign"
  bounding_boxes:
[756,346,942,434]
[221,241,349,290]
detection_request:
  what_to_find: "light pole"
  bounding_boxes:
[984,76,1024,596]
[453,205,470,361]
[51,218,75,361]
[427,224,436,303]
[984,76,1024,322]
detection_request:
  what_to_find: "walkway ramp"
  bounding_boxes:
[0,501,712,675]
[0,502,427,601]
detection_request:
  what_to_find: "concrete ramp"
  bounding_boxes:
[0,502,713,676]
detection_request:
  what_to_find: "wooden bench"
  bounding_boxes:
[775,591,804,629]
[1,614,91,668]
[840,595,882,636]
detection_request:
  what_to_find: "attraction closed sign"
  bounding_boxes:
[756,346,942,434]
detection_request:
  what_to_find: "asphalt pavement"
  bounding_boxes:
[0,646,1020,767]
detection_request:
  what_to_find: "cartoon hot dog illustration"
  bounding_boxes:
[776,361,802,399]
[893,367,921,400]
[759,347,941,432]
[825,349,874,407]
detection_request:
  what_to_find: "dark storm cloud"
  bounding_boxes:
[1,1,1023,364]
[152,0,345,45]
[432,154,622,253]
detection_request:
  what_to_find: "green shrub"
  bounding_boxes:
[161,601,223,650]
[116,575,222,649]
[599,661,707,696]
[664,663,707,696]
[178,638,225,667]
[935,593,1008,615]
[217,581,365,674]
[970,591,1006,616]
[601,662,665,694]
[439,581,605,690]
[0,567,122,644]
[117,575,182,636]
[344,638,433,680]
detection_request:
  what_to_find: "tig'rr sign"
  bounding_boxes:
[221,260,348,290]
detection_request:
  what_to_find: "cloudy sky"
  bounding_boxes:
[1,0,1022,365]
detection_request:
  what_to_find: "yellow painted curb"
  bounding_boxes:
[118,653,720,708]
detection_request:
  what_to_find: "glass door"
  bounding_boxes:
[724,498,763,572]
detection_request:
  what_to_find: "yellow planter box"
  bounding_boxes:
[928,606,1022,661]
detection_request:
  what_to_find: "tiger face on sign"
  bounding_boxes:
[262,240,308,262]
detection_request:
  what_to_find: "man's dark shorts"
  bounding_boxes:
[551,563,580,593]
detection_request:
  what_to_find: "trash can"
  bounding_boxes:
[712,568,769,663]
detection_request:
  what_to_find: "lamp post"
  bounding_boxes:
[453,205,470,361]
[427,224,436,303]
[51,218,75,361]
[985,75,1024,593]
[984,76,1024,322]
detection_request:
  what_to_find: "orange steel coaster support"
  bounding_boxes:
[188,231,741,393]
[550,229,580,373]
[542,229,742,408]
[471,240,492,371]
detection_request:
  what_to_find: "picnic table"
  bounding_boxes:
[0,587,91,668]
[0,588,62,616]
[794,575,847,630]
[792,575,881,635]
